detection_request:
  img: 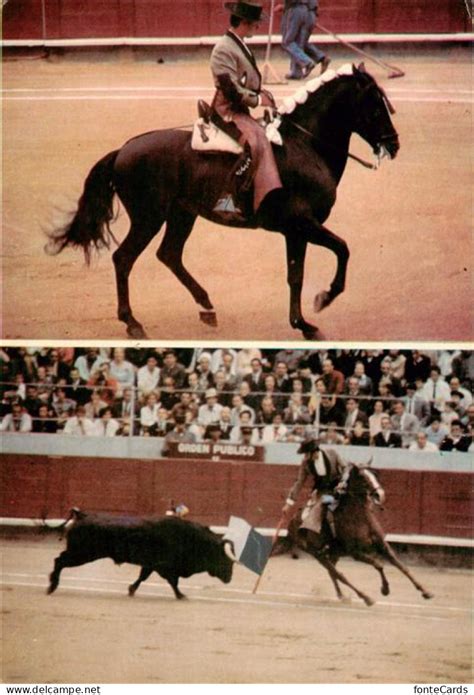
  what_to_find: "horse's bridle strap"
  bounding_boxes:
[285,117,376,170]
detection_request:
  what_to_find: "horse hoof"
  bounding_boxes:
[381,586,390,596]
[363,596,375,607]
[128,586,136,597]
[199,310,218,327]
[422,591,434,600]
[313,290,332,313]
[302,325,325,341]
[126,324,148,339]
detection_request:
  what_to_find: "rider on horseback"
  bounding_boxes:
[282,438,350,540]
[210,1,283,218]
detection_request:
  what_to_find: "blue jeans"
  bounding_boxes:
[281,6,325,77]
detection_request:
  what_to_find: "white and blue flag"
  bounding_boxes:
[225,516,273,576]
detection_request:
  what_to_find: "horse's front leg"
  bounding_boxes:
[284,232,323,340]
[304,223,350,314]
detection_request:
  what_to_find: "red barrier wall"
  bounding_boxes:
[1,454,472,538]
[2,0,469,40]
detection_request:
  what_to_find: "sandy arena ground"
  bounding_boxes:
[2,49,472,342]
[1,534,472,684]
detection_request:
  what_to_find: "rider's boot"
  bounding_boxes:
[213,143,253,220]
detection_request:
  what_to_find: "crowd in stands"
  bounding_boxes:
[0,347,472,453]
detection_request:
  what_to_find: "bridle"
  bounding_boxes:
[284,116,377,170]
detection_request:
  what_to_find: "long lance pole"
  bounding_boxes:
[316,21,405,79]
[252,514,287,594]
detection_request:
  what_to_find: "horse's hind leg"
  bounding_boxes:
[112,220,163,338]
[157,204,217,326]
[379,541,433,599]
[351,551,390,596]
[315,553,375,606]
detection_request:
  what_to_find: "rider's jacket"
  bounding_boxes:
[287,448,347,502]
[210,30,262,118]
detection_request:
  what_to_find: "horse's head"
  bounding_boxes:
[346,461,385,506]
[351,64,400,161]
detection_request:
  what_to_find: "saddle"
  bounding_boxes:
[191,100,283,154]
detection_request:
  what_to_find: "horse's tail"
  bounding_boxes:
[45,150,120,264]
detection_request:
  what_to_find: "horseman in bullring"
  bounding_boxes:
[210,1,283,219]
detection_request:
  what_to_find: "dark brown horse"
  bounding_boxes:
[46,64,399,339]
[282,464,433,606]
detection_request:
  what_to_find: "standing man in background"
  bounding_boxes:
[276,1,330,80]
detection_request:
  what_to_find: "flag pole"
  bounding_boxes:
[252,514,287,594]
[262,0,287,85]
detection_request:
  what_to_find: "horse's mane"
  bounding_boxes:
[265,63,365,144]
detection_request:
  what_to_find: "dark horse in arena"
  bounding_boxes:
[282,463,433,606]
[46,64,399,339]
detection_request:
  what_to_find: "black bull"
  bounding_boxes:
[47,509,237,599]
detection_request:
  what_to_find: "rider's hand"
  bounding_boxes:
[260,91,275,108]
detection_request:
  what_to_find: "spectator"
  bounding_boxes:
[51,387,77,430]
[171,392,199,422]
[210,348,238,375]
[274,361,292,395]
[273,349,301,373]
[451,350,474,385]
[449,376,472,409]
[161,413,197,455]
[198,388,223,427]
[35,365,54,403]
[369,400,388,440]
[374,415,402,448]
[405,350,432,384]
[352,361,373,395]
[439,420,471,452]
[66,367,91,406]
[261,413,288,443]
[218,406,233,440]
[424,417,449,448]
[318,394,343,428]
[243,358,266,404]
[159,350,187,390]
[74,349,105,382]
[137,355,160,397]
[161,377,180,411]
[140,392,162,435]
[86,361,118,404]
[422,366,452,415]
[155,407,172,437]
[461,404,474,436]
[112,387,139,435]
[63,405,95,436]
[320,421,345,445]
[343,397,368,438]
[196,353,215,391]
[360,350,384,386]
[230,411,259,444]
[283,393,312,426]
[379,358,401,397]
[387,350,406,381]
[47,349,71,382]
[256,395,277,426]
[403,383,430,425]
[236,348,263,375]
[321,358,345,395]
[390,400,419,448]
[94,407,120,437]
[32,404,58,434]
[346,420,370,446]
[84,391,108,421]
[213,370,233,406]
[286,423,308,443]
[240,425,260,447]
[1,402,32,432]
[409,431,439,453]
[109,348,135,395]
[22,384,43,417]
[204,423,224,443]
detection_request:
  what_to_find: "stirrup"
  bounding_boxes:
[213,194,242,215]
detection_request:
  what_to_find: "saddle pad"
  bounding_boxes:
[191,118,243,155]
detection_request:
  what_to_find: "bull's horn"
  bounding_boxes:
[223,541,237,563]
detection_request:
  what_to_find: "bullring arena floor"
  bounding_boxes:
[1,534,472,684]
[2,47,472,342]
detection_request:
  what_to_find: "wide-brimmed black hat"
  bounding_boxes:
[224,1,265,21]
[297,438,320,455]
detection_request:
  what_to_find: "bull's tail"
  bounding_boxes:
[45,150,120,264]
[45,506,85,535]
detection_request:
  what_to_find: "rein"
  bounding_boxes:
[285,117,377,170]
